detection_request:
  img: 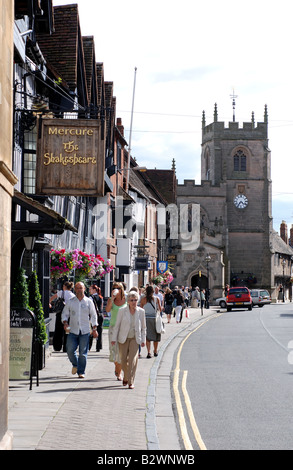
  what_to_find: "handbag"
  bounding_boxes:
[151,298,165,334]
[172,297,177,308]
[54,292,65,314]
[155,314,165,334]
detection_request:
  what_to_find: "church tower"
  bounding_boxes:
[201,104,273,288]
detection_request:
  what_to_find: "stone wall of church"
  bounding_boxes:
[175,180,228,300]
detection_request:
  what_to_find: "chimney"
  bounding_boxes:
[117,117,124,137]
[280,220,288,244]
[290,225,293,247]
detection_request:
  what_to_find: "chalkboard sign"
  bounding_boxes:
[9,308,36,387]
[10,308,35,329]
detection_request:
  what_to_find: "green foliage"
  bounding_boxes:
[12,268,30,309]
[28,271,47,345]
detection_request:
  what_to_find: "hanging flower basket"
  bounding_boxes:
[50,249,114,283]
[151,270,174,286]
[50,249,74,280]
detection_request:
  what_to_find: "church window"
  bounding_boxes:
[234,150,247,172]
[205,148,211,180]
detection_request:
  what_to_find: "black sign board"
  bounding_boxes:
[10,308,35,329]
[134,257,149,271]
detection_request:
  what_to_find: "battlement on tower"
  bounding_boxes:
[202,104,268,143]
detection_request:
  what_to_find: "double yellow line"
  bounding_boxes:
[173,314,223,450]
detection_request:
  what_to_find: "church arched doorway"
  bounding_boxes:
[191,274,208,291]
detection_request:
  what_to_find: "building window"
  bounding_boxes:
[205,148,211,180]
[234,150,247,172]
[23,127,37,194]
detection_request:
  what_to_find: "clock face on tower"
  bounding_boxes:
[234,194,248,209]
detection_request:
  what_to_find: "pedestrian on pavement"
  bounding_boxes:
[128,286,141,356]
[106,282,127,381]
[62,282,98,378]
[200,289,206,309]
[173,287,185,323]
[50,281,75,352]
[140,285,162,358]
[164,287,174,323]
[183,286,190,307]
[154,286,164,313]
[111,291,146,389]
[89,285,104,352]
[191,287,200,308]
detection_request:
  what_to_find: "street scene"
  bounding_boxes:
[8,301,293,452]
[1,0,293,454]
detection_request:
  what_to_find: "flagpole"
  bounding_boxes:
[126,67,137,191]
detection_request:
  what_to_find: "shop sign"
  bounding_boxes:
[36,118,105,196]
[134,257,149,271]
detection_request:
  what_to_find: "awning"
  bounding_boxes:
[12,190,78,245]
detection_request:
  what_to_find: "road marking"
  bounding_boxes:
[173,368,193,450]
[182,370,207,450]
[173,314,223,450]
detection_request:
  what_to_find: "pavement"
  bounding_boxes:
[8,305,219,451]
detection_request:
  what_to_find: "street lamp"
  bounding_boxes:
[282,258,286,303]
[205,254,211,309]
[23,236,36,251]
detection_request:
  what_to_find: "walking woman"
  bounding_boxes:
[173,287,185,323]
[89,285,104,352]
[106,282,127,380]
[111,291,146,389]
[140,285,162,358]
[164,287,174,323]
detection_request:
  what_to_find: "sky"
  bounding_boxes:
[54,0,293,233]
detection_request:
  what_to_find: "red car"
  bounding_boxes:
[226,287,252,311]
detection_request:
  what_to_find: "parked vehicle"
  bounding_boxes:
[215,297,227,308]
[250,289,271,307]
[226,287,252,311]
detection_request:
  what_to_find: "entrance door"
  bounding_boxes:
[191,274,208,291]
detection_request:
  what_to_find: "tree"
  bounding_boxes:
[28,271,47,345]
[12,268,30,309]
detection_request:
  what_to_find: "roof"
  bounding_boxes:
[128,170,162,204]
[37,5,81,91]
[82,36,96,104]
[271,230,293,256]
[143,169,177,204]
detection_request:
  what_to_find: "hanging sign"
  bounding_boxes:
[36,118,105,196]
[157,261,168,274]
[134,257,149,271]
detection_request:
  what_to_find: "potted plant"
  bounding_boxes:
[12,267,30,309]
[28,271,47,369]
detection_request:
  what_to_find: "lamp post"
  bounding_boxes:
[282,258,286,303]
[205,254,211,309]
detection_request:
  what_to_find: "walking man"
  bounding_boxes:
[62,282,98,378]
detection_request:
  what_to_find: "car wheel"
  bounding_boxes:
[248,305,252,311]
[220,301,226,308]
[227,307,231,312]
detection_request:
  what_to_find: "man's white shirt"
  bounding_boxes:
[62,296,97,335]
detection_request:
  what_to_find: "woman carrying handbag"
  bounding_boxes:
[140,285,162,358]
